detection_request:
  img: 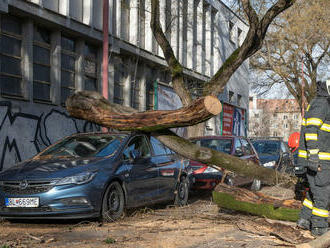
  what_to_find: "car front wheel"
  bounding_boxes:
[101,181,125,222]
[174,176,189,206]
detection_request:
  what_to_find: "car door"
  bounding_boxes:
[122,135,159,207]
[149,136,179,201]
[232,138,255,186]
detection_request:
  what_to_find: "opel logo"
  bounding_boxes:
[19,180,28,190]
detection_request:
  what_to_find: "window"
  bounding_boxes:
[113,58,125,105]
[240,138,253,155]
[237,27,242,46]
[229,21,235,44]
[150,136,169,156]
[273,132,278,137]
[131,76,140,110]
[254,113,259,118]
[280,142,289,154]
[229,91,234,103]
[294,114,298,120]
[233,138,243,156]
[84,43,98,91]
[123,136,151,160]
[283,123,288,128]
[69,0,83,21]
[121,0,130,41]
[43,0,59,12]
[237,94,242,105]
[0,15,23,97]
[33,26,51,102]
[283,115,288,120]
[146,77,154,110]
[61,36,76,104]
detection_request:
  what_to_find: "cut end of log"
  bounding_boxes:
[204,96,222,115]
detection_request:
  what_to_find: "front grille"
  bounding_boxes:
[0,180,55,195]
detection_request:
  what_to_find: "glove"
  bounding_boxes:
[294,166,307,176]
[307,154,320,172]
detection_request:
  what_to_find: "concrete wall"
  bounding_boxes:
[0,100,99,171]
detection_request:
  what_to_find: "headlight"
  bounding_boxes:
[56,171,97,186]
[263,161,276,167]
[204,167,220,173]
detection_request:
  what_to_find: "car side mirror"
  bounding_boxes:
[130,149,141,161]
[234,148,244,157]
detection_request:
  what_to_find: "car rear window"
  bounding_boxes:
[194,139,232,154]
[39,134,126,158]
[252,140,280,156]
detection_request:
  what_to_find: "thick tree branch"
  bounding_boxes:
[203,0,295,96]
[66,91,221,132]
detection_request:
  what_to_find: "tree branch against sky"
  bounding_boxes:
[251,0,330,107]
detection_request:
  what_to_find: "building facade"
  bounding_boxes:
[0,0,249,171]
[248,96,302,141]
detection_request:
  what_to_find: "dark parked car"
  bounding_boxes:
[189,136,262,191]
[0,132,190,221]
[250,137,294,174]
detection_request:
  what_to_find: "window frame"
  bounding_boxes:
[60,35,77,105]
[33,25,51,102]
[0,15,23,98]
[122,135,152,161]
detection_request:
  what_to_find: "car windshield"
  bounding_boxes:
[194,139,233,154]
[38,134,126,158]
[252,140,280,156]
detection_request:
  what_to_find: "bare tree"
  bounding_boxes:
[251,0,330,109]
[67,0,296,185]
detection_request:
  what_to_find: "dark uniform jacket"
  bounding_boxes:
[298,96,330,167]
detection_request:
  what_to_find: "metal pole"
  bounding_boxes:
[102,0,109,100]
[301,58,305,117]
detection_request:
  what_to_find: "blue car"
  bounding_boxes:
[251,138,294,174]
[0,132,190,221]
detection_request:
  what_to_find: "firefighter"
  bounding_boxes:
[295,80,330,236]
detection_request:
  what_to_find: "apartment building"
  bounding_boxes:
[0,0,250,171]
[248,96,302,141]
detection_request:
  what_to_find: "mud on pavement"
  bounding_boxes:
[0,191,314,248]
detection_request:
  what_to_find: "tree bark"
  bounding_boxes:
[66,91,221,132]
[152,130,295,186]
[296,232,330,248]
[213,184,300,222]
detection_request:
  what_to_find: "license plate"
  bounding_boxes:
[5,197,39,208]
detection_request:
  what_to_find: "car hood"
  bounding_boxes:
[0,157,107,180]
[258,155,279,165]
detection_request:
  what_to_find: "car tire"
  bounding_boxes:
[101,181,125,222]
[250,179,261,191]
[174,176,189,206]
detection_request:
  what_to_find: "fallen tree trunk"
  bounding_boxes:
[152,130,296,185]
[66,91,221,132]
[297,232,330,248]
[66,91,296,186]
[213,184,301,222]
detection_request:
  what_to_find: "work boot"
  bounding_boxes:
[311,227,328,237]
[297,218,310,230]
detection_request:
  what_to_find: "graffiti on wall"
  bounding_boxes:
[0,101,100,171]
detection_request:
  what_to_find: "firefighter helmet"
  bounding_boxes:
[288,132,300,152]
